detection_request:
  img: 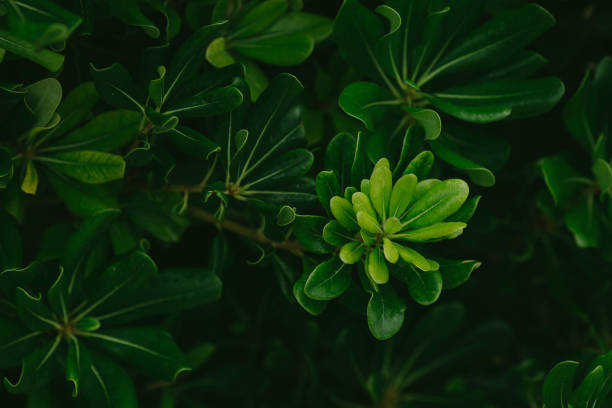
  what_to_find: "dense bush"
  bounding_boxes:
[1,0,611,407]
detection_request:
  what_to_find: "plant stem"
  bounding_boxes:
[188,207,304,256]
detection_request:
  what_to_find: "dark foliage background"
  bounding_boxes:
[2,0,612,407]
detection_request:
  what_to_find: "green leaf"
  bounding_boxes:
[110,0,160,38]
[66,337,82,397]
[166,21,227,102]
[46,172,119,217]
[41,151,125,184]
[426,95,511,123]
[367,284,405,340]
[543,360,580,408]
[369,163,393,219]
[404,107,441,140]
[352,191,377,219]
[148,66,166,108]
[392,222,467,243]
[206,37,236,68]
[233,33,314,66]
[82,251,157,318]
[356,210,382,234]
[243,148,313,189]
[565,195,601,248]
[165,86,243,118]
[403,150,433,180]
[322,220,353,247]
[315,171,341,214]
[15,287,58,331]
[293,258,327,316]
[324,132,356,188]
[395,264,442,306]
[277,205,296,226]
[77,348,138,408]
[24,78,62,130]
[366,247,389,284]
[338,81,394,130]
[339,241,365,264]
[330,196,359,231]
[168,126,221,160]
[4,338,62,393]
[53,82,100,138]
[0,29,64,71]
[0,318,41,369]
[293,215,333,254]
[429,77,565,120]
[540,155,584,206]
[333,0,385,82]
[232,0,289,38]
[422,4,555,83]
[564,70,596,152]
[389,174,417,218]
[593,158,612,195]
[90,63,145,111]
[21,161,38,195]
[62,209,121,284]
[51,110,140,152]
[446,195,481,223]
[401,179,469,228]
[242,59,269,101]
[93,268,222,324]
[304,256,352,301]
[396,245,438,272]
[268,11,333,43]
[429,139,495,187]
[86,327,190,381]
[574,365,605,408]
[437,258,480,289]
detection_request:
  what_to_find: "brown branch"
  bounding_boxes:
[188,207,304,256]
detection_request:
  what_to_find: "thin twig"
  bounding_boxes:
[188,207,304,256]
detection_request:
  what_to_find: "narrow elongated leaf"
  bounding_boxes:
[165,86,243,118]
[0,29,64,71]
[425,4,555,81]
[393,222,466,242]
[93,268,222,324]
[389,174,417,218]
[430,77,564,120]
[90,63,145,111]
[51,110,140,152]
[4,338,62,393]
[86,327,190,381]
[15,287,58,331]
[0,318,41,369]
[232,0,288,38]
[46,172,120,217]
[234,33,314,66]
[42,151,125,184]
[77,348,138,408]
[429,139,495,187]
[402,179,469,228]
[565,195,601,248]
[334,0,386,82]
